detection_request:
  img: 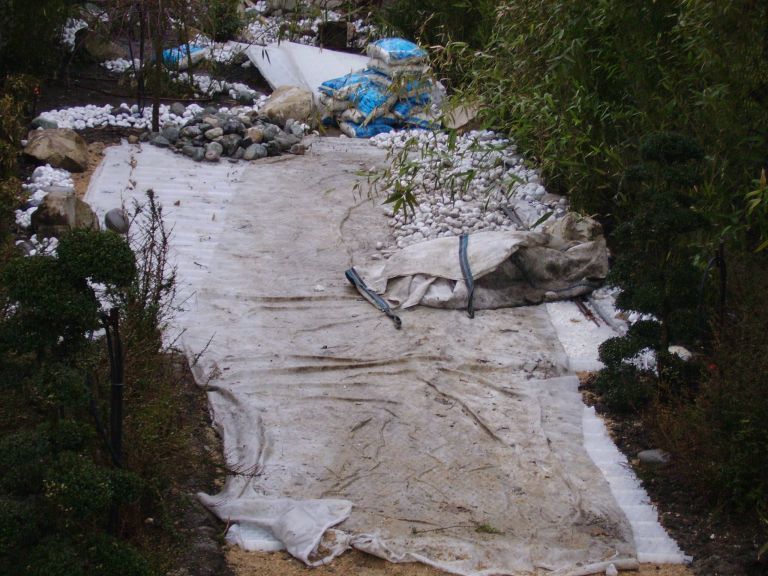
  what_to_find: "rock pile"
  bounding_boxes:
[144,103,308,162]
[369,129,569,249]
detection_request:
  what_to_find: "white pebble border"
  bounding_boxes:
[15,164,74,232]
[369,129,569,249]
[243,3,376,48]
[35,100,267,132]
[61,18,88,50]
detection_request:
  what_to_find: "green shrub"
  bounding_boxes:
[23,537,85,576]
[0,429,51,496]
[46,419,96,453]
[0,497,41,556]
[595,133,707,410]
[0,0,70,74]
[43,452,113,525]
[27,362,89,411]
[385,0,496,48]
[656,256,768,512]
[199,0,243,41]
[57,229,137,289]
[0,255,100,352]
[1,230,135,355]
[443,1,768,215]
[86,534,150,576]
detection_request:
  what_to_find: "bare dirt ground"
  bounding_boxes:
[227,548,694,576]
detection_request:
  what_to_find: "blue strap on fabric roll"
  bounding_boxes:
[345,267,402,329]
[459,234,475,319]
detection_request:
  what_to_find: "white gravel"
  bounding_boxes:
[369,128,568,248]
[243,4,376,47]
[15,165,75,230]
[35,99,267,132]
[61,18,88,50]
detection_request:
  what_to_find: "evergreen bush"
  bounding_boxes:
[597,132,707,410]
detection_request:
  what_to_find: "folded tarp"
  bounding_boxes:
[246,41,369,97]
[353,213,609,311]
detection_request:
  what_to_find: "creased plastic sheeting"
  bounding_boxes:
[355,227,609,311]
[197,495,353,565]
[246,41,369,96]
[86,139,643,575]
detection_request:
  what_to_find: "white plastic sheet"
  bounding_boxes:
[85,138,686,575]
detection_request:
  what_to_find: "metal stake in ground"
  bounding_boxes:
[102,308,124,532]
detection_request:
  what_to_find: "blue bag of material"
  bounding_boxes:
[162,44,206,66]
[367,38,427,64]
[319,71,373,98]
[339,119,396,138]
[392,94,432,119]
[351,81,397,118]
[404,113,438,130]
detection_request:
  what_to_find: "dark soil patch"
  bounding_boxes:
[580,375,768,576]
[35,59,271,120]
[160,355,234,576]
[37,62,134,112]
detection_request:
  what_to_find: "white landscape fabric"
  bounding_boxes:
[85,138,685,575]
[246,41,369,96]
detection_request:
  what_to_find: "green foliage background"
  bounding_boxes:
[385,0,768,530]
[411,0,768,219]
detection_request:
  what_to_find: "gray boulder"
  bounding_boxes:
[243,143,268,161]
[31,191,99,237]
[205,142,223,162]
[222,119,245,135]
[244,127,264,143]
[105,208,130,234]
[274,133,301,151]
[152,135,171,148]
[637,449,670,466]
[261,124,280,142]
[181,125,201,138]
[205,127,224,140]
[161,125,180,143]
[221,134,242,156]
[170,102,187,117]
[201,114,220,127]
[24,129,89,172]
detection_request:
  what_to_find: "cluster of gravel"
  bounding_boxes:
[243,2,376,48]
[15,165,75,229]
[101,58,139,74]
[368,129,568,249]
[33,98,266,132]
[145,102,308,163]
[61,18,88,49]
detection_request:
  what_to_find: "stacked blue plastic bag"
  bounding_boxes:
[318,38,439,138]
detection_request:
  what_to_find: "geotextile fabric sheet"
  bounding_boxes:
[84,138,683,575]
[354,227,608,312]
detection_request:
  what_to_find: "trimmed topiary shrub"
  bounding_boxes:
[596,132,708,411]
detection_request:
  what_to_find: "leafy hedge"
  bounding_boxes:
[414,1,768,217]
[385,0,768,528]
